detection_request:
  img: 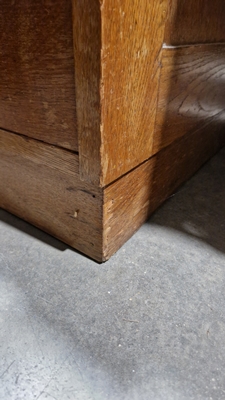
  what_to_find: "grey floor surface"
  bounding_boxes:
[0,147,225,400]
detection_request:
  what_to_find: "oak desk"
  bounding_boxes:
[1,1,225,260]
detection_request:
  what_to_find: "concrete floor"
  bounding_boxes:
[0,147,225,400]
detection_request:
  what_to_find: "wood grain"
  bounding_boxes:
[153,45,225,154]
[72,0,101,185]
[0,0,78,150]
[164,0,225,45]
[100,0,168,185]
[0,129,79,177]
[72,0,168,186]
[103,124,225,260]
[1,1,225,261]
[1,121,224,261]
[0,130,103,261]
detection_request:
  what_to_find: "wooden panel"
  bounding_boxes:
[72,0,101,184]
[1,125,224,262]
[0,0,78,151]
[103,124,225,260]
[153,45,225,154]
[0,130,103,261]
[0,130,79,177]
[165,0,225,45]
[72,0,168,186]
[100,0,168,185]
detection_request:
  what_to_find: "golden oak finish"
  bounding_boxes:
[0,129,79,177]
[153,45,225,154]
[72,0,101,184]
[0,0,78,150]
[73,0,168,186]
[1,0,225,261]
[1,123,224,261]
[100,0,168,185]
[0,130,103,261]
[165,0,225,45]
[103,126,225,260]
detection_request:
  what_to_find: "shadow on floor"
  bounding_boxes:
[0,209,68,252]
[148,147,225,255]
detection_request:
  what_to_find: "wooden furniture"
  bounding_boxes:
[1,1,225,261]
